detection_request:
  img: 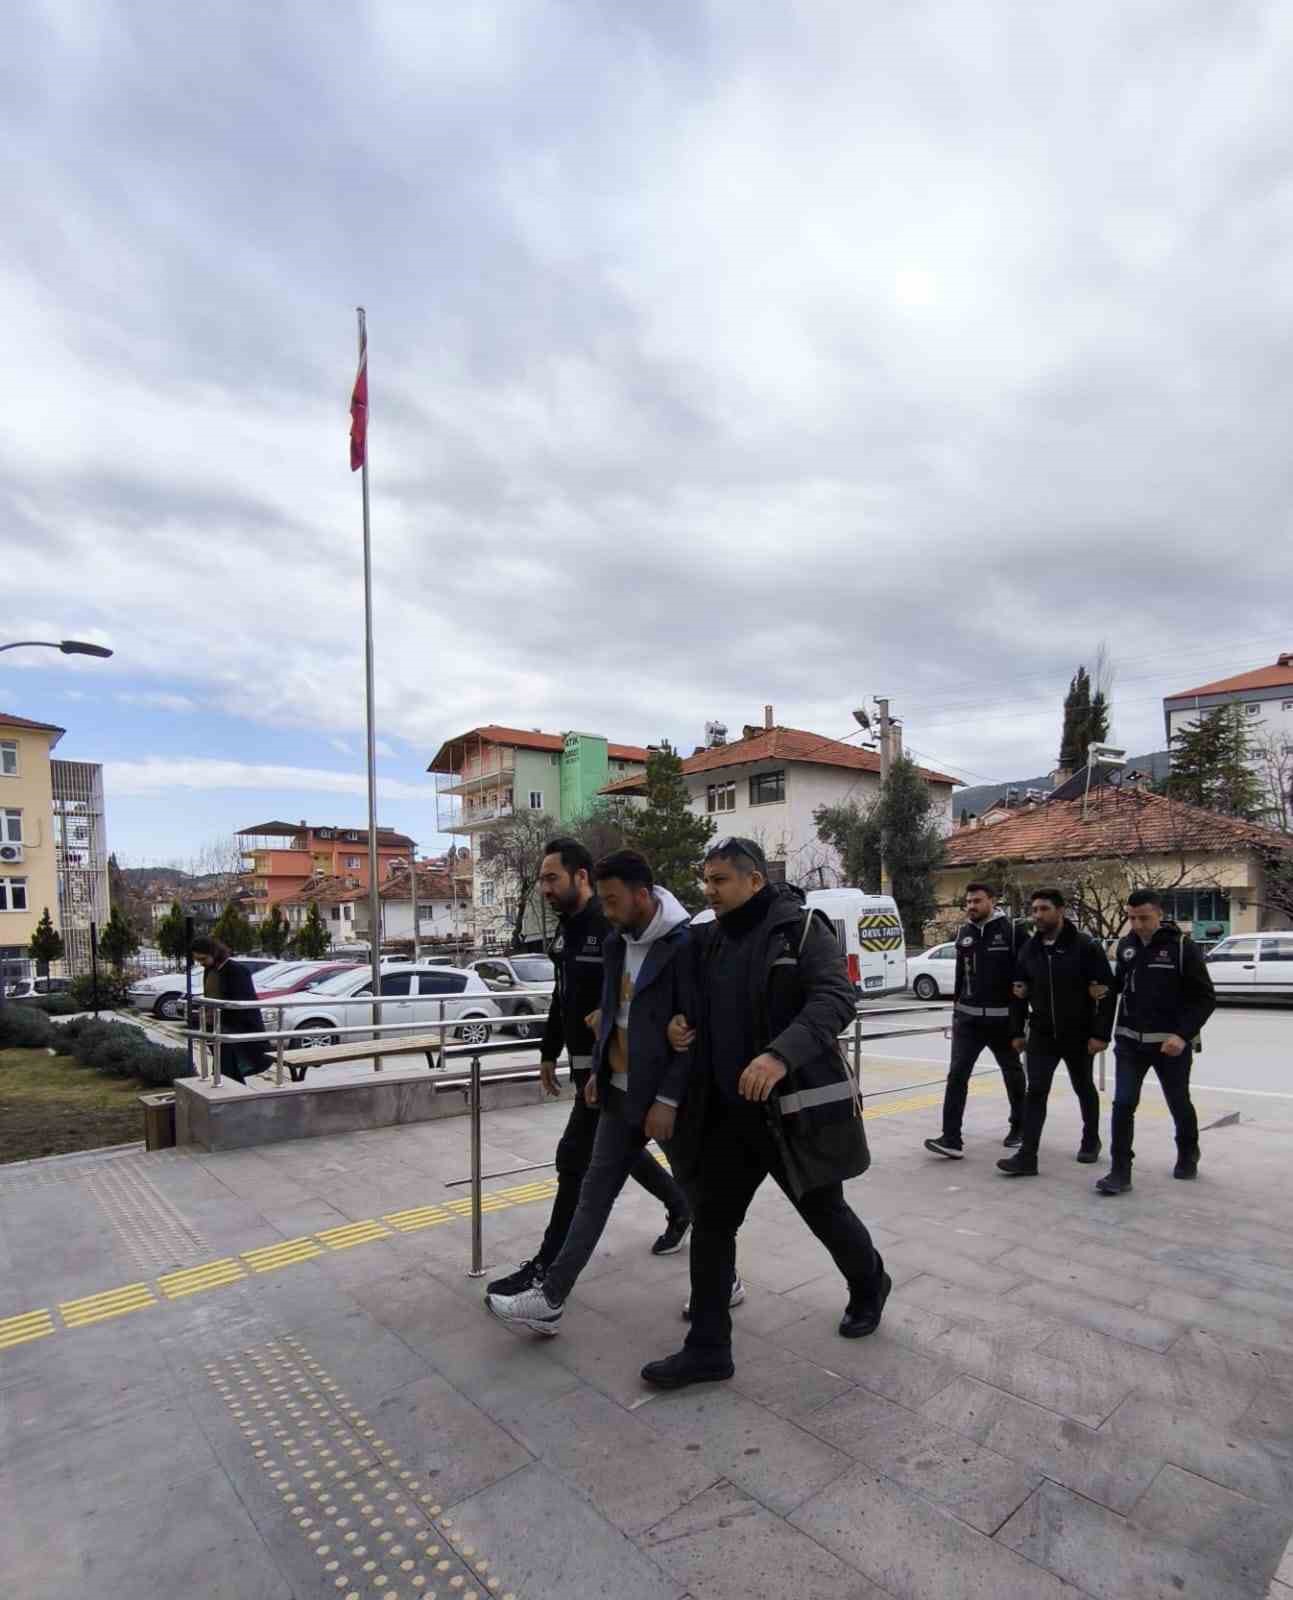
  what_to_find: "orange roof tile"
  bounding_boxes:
[0,711,65,741]
[941,786,1292,868]
[1165,654,1293,701]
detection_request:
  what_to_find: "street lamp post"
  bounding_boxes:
[0,640,113,657]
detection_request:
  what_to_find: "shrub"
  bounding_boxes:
[31,994,78,1017]
[0,1005,55,1051]
[69,972,133,1010]
[46,1017,189,1085]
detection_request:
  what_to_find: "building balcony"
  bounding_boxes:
[435,755,517,799]
[436,800,515,835]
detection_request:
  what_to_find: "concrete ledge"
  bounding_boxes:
[173,1069,546,1152]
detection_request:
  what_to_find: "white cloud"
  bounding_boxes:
[116,691,198,713]
[103,756,430,802]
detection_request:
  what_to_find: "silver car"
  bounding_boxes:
[276,963,502,1049]
[466,954,555,1040]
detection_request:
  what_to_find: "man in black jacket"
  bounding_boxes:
[641,837,887,1391]
[486,840,690,1303]
[486,850,696,1334]
[1096,888,1216,1195]
[192,936,268,1084]
[924,883,1028,1159]
[997,889,1115,1177]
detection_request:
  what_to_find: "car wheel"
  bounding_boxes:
[510,1005,536,1040]
[294,1021,338,1048]
[912,974,939,1001]
[456,1018,492,1048]
[155,992,185,1021]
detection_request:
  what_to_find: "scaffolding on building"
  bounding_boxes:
[52,760,109,976]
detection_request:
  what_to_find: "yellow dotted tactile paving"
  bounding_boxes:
[0,1308,55,1349]
[206,1336,517,1599]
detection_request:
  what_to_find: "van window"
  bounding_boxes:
[829,919,847,954]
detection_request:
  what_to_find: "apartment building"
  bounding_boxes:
[237,819,416,911]
[0,713,65,971]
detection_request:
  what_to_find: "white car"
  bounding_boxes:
[1204,933,1293,1002]
[128,958,281,1021]
[906,941,958,1001]
[277,964,502,1049]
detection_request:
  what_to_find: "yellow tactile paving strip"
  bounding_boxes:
[208,1336,517,1599]
[0,1079,1012,1352]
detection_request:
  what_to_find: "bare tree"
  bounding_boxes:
[478,811,561,948]
[1253,730,1293,832]
[188,833,247,882]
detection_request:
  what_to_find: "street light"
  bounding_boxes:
[0,639,113,658]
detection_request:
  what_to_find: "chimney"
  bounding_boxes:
[1049,766,1072,788]
[1279,652,1293,667]
[764,704,774,730]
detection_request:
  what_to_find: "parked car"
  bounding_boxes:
[906,941,958,1001]
[6,976,73,1001]
[465,955,555,1040]
[128,958,280,1021]
[1205,933,1293,1002]
[187,960,364,1028]
[277,964,502,1050]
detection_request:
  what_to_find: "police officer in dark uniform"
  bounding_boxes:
[486,838,691,1297]
[1096,887,1216,1195]
[998,889,1115,1176]
[924,882,1027,1159]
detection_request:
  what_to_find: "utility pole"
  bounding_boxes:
[408,846,421,964]
[875,697,893,895]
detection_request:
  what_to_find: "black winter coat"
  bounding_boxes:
[671,884,868,1200]
[953,912,1029,1022]
[539,897,610,1075]
[1014,921,1115,1044]
[1112,922,1216,1044]
[205,958,265,1036]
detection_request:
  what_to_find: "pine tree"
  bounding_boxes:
[258,904,291,958]
[292,902,331,959]
[872,753,945,941]
[212,899,257,954]
[156,900,188,963]
[1058,666,1092,770]
[28,907,64,971]
[1169,705,1267,819]
[814,801,881,891]
[627,744,715,911]
[98,906,140,971]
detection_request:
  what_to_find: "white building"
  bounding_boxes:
[602,715,960,888]
[1163,652,1293,829]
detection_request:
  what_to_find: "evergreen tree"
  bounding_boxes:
[212,899,257,954]
[814,801,881,891]
[156,900,188,963]
[1058,666,1092,770]
[98,906,141,971]
[1169,705,1267,819]
[28,907,65,970]
[292,902,331,959]
[258,904,291,958]
[872,753,945,941]
[627,743,715,911]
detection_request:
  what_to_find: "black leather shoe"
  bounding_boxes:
[996,1152,1039,1177]
[1095,1168,1133,1195]
[641,1349,734,1390]
[1076,1138,1102,1165]
[1173,1147,1200,1180]
[840,1270,892,1339]
[1002,1130,1023,1149]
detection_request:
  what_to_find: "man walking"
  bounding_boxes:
[192,935,269,1085]
[997,889,1115,1177]
[485,840,691,1304]
[1096,888,1216,1195]
[487,850,696,1334]
[641,837,887,1391]
[924,882,1027,1159]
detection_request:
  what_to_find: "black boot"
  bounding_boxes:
[641,1349,734,1389]
[1076,1134,1102,1165]
[997,1151,1039,1177]
[840,1264,891,1339]
[1095,1167,1132,1195]
[1173,1144,1200,1180]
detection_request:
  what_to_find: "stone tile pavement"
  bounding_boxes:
[2,1063,1292,1598]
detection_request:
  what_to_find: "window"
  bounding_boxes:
[480,880,496,907]
[475,961,508,985]
[342,904,352,920]
[379,972,414,996]
[0,877,28,912]
[935,944,957,960]
[765,859,787,883]
[749,770,785,806]
[0,741,16,777]
[0,809,21,844]
[1245,703,1261,716]
[344,855,361,870]
[417,972,468,995]
[528,790,544,811]
[1207,938,1258,962]
[416,903,437,920]
[329,906,340,920]
[706,781,736,813]
[1161,888,1230,926]
[1282,700,1293,713]
[1260,938,1293,962]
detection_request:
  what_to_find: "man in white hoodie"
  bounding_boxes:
[486,850,696,1335]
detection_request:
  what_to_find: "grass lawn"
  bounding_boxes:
[0,1047,149,1164]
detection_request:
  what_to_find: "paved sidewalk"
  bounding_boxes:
[2,1062,1291,1598]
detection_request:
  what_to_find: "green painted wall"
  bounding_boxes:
[559,733,610,821]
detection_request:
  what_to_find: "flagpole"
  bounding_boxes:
[357,306,384,1059]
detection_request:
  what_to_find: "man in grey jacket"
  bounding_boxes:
[486,849,696,1335]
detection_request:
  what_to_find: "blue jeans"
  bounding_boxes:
[1111,1042,1197,1169]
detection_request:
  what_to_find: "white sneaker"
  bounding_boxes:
[486,1283,564,1336]
[681,1275,746,1321]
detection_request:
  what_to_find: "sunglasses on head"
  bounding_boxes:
[706,837,763,870]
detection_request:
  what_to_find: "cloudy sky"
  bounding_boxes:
[6,0,1292,864]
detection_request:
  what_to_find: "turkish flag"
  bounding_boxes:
[349,326,368,471]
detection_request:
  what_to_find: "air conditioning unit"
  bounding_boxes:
[0,843,24,863]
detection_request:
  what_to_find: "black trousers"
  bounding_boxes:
[1112,1042,1198,1170]
[1021,1033,1101,1154]
[939,1017,1026,1144]
[537,1081,688,1269]
[685,1099,880,1358]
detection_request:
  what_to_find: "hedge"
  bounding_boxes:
[1,1009,190,1088]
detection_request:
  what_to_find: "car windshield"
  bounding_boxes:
[510,958,554,983]
[303,966,365,995]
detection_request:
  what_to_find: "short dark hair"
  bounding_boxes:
[543,837,593,881]
[964,882,996,899]
[594,849,654,891]
[191,935,229,962]
[1030,888,1065,909]
[1126,888,1162,909]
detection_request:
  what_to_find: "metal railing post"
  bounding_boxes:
[212,1001,223,1088]
[196,999,209,1081]
[466,1051,485,1278]
[852,1015,862,1081]
[275,1004,285,1087]
[1097,1048,1106,1095]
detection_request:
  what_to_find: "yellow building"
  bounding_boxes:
[0,712,66,968]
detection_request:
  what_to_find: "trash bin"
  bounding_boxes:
[139,1091,177,1151]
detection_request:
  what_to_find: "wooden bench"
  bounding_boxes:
[275,1031,448,1083]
